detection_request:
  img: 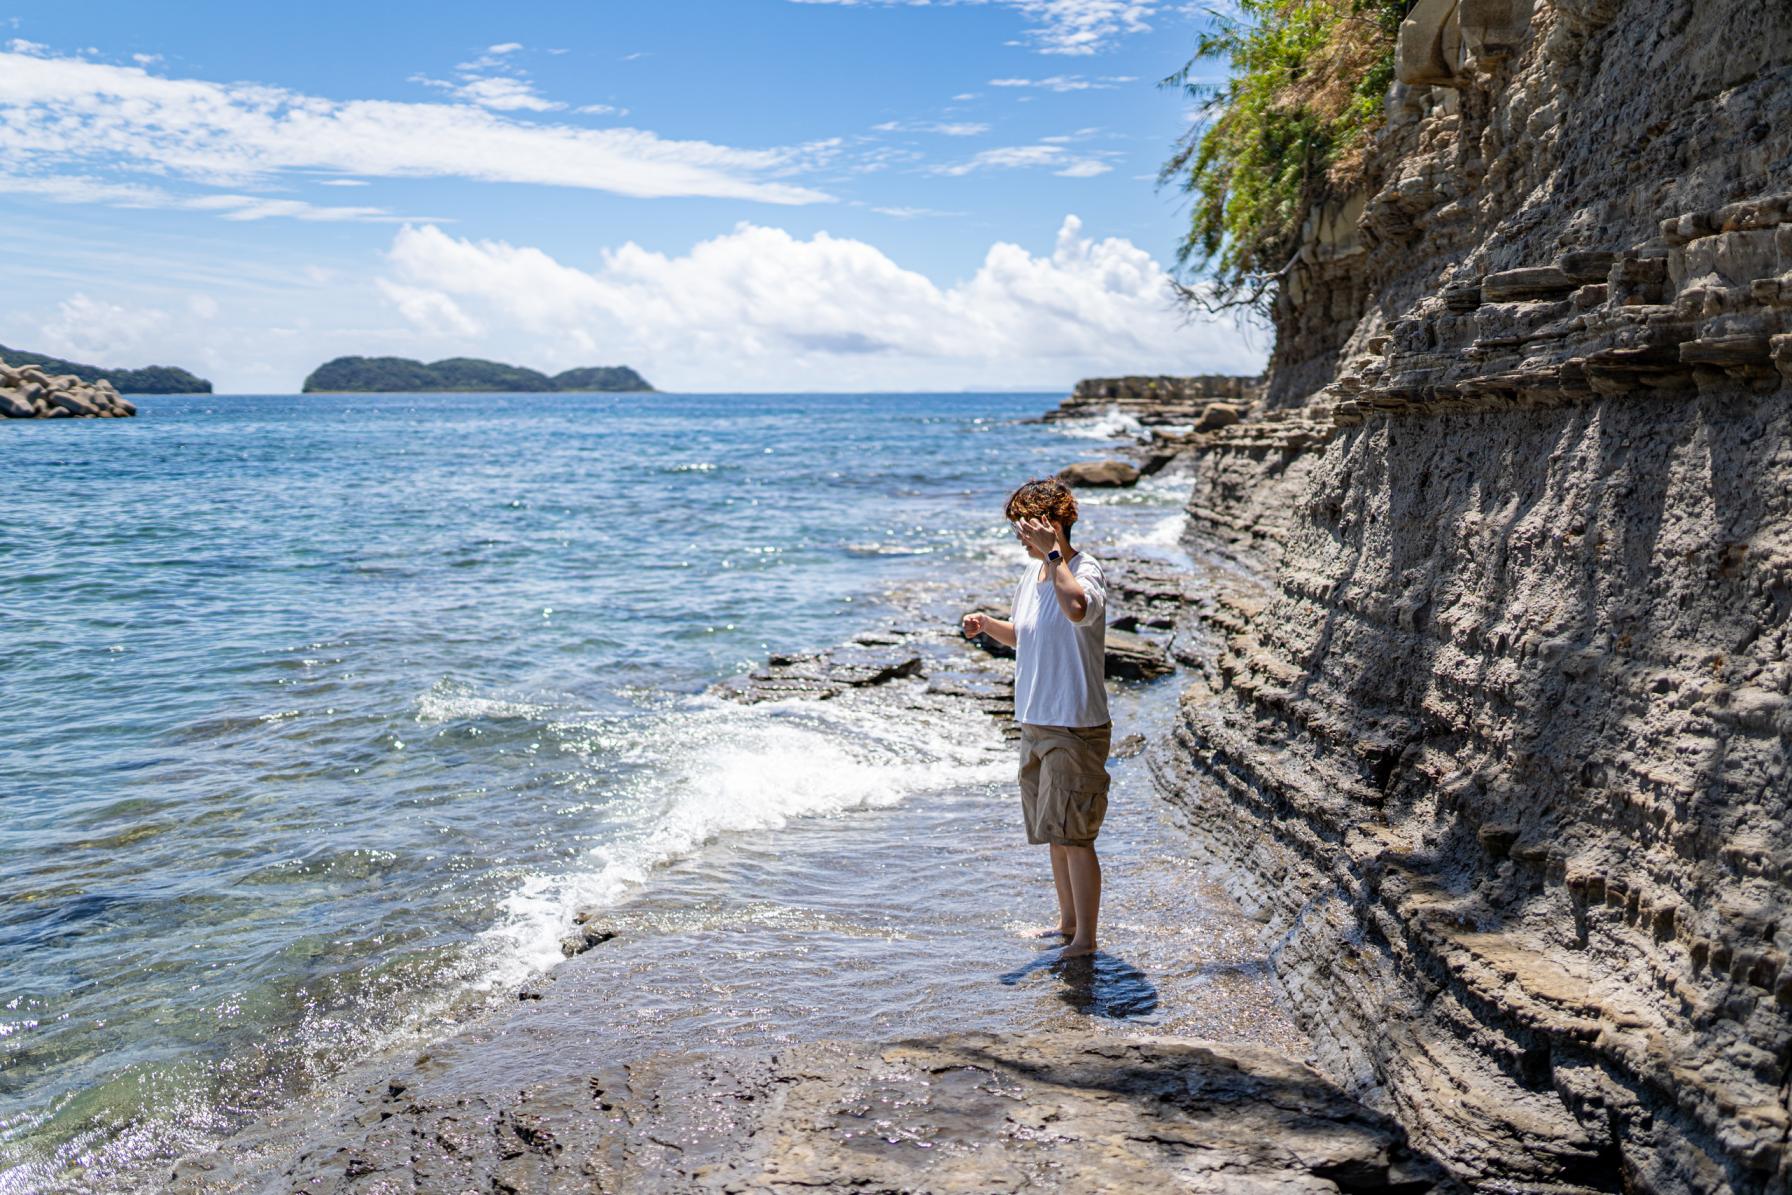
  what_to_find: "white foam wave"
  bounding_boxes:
[478,693,1008,985]
[415,681,557,724]
[1050,404,1146,442]
[1111,511,1188,551]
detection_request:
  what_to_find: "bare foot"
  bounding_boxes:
[1058,939,1097,960]
[1035,925,1074,939]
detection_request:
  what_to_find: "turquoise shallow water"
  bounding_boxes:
[0,391,1187,1189]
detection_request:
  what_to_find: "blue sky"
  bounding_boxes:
[0,0,1261,392]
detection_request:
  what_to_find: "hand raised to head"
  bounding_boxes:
[1015,516,1060,555]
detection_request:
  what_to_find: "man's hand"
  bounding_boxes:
[1015,517,1063,557]
[962,612,1017,647]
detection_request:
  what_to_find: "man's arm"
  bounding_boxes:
[1043,554,1088,623]
[962,613,1016,646]
[1019,518,1092,624]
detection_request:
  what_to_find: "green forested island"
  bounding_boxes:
[0,343,213,394]
[302,356,654,394]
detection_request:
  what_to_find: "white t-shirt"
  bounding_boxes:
[1011,551,1109,728]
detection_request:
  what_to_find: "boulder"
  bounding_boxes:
[0,389,33,418]
[1059,459,1141,488]
[1194,402,1244,432]
[1105,628,1174,680]
[47,390,99,416]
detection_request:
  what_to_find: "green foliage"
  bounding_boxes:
[550,366,655,392]
[0,342,213,393]
[302,356,655,393]
[1161,0,1408,311]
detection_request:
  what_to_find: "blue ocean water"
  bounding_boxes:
[0,391,1188,1189]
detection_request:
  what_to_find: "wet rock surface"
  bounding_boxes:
[248,1035,1454,1194]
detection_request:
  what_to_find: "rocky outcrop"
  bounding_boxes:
[0,357,137,419]
[1152,3,1792,1193]
[247,1034,1457,1194]
[1046,375,1263,427]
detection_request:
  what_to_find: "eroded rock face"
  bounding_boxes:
[0,356,136,419]
[1156,2,1792,1192]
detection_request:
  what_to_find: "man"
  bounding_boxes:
[963,477,1110,960]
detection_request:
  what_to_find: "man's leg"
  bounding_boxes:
[1061,845,1101,958]
[1049,843,1076,937]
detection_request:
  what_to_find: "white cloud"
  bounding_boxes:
[0,173,408,222]
[375,279,481,338]
[6,38,46,54]
[372,216,1261,389]
[934,144,1067,175]
[929,143,1117,177]
[487,42,524,54]
[989,74,1136,91]
[0,49,832,206]
[872,119,991,136]
[37,293,170,360]
[872,205,965,218]
[788,1,1159,55]
[449,75,564,112]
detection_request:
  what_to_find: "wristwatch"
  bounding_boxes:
[1046,548,1063,563]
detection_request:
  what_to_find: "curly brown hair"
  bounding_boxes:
[1004,477,1078,529]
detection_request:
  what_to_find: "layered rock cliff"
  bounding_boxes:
[1153,2,1792,1191]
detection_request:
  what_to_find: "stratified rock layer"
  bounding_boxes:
[1153,2,1792,1193]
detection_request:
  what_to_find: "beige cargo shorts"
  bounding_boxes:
[1018,721,1113,848]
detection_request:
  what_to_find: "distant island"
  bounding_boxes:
[0,343,212,394]
[302,356,654,394]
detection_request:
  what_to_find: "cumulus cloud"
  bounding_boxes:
[373,216,1260,389]
[0,49,831,205]
[788,0,1158,55]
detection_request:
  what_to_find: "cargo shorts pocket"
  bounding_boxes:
[1059,781,1109,845]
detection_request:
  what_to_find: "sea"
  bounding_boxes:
[0,391,1224,1191]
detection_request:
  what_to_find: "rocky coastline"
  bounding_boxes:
[159,479,1454,1193]
[1,356,138,419]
